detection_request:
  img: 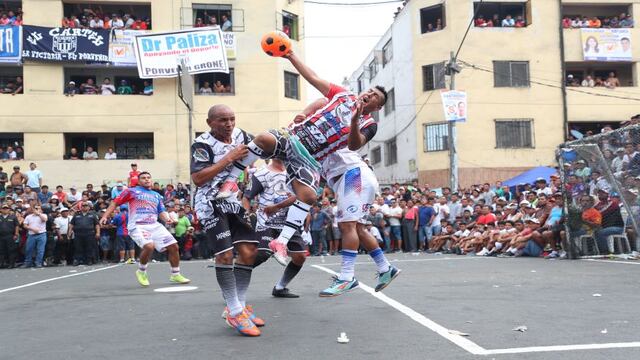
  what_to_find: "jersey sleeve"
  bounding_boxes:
[113,188,133,206]
[243,173,264,200]
[326,83,347,100]
[190,141,214,174]
[359,122,378,143]
[157,194,166,214]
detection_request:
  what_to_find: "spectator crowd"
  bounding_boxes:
[562,12,634,29]
[61,9,151,30]
[64,78,152,96]
[566,72,622,89]
[475,14,526,28]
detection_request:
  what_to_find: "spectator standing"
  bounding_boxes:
[111,14,124,29]
[54,185,67,204]
[25,162,42,191]
[117,80,133,94]
[0,148,8,160]
[385,198,403,252]
[199,81,213,94]
[104,147,117,159]
[0,166,7,192]
[111,182,126,199]
[22,204,48,268]
[6,146,16,159]
[83,146,98,160]
[68,201,100,266]
[581,75,595,87]
[176,183,189,200]
[123,14,134,28]
[402,199,418,252]
[174,208,191,255]
[111,206,135,263]
[562,16,571,28]
[310,202,329,256]
[502,14,515,27]
[0,204,19,268]
[221,14,232,31]
[100,77,116,95]
[432,197,450,236]
[54,208,73,265]
[128,163,140,187]
[12,76,23,95]
[81,78,98,94]
[417,198,435,251]
[214,80,226,93]
[9,165,26,187]
[605,72,621,89]
[64,81,79,96]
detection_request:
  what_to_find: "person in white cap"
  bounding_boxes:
[54,207,73,265]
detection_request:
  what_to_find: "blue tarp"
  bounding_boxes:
[502,166,557,187]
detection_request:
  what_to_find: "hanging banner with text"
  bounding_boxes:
[0,25,21,63]
[441,90,467,122]
[133,26,228,78]
[22,25,110,62]
[581,28,632,62]
[223,32,236,59]
[109,29,147,67]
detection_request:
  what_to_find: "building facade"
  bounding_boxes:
[0,0,305,187]
[351,0,640,188]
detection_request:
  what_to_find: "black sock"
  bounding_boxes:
[253,249,271,268]
[275,261,302,290]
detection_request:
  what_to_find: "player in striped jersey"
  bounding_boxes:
[216,50,387,266]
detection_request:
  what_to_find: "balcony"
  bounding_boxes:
[566,85,640,122]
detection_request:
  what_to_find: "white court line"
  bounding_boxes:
[318,256,487,267]
[313,263,640,356]
[584,259,640,266]
[312,264,488,355]
[0,264,120,294]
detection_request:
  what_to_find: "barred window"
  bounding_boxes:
[495,119,534,148]
[371,146,381,165]
[493,61,530,87]
[384,88,395,116]
[423,62,446,91]
[423,123,449,152]
[357,73,364,94]
[382,39,393,66]
[284,71,299,99]
[385,138,397,165]
[369,59,378,80]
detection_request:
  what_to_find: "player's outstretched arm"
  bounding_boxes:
[293,98,329,124]
[100,201,118,225]
[347,101,367,151]
[285,51,331,97]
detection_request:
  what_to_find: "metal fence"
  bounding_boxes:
[557,123,640,259]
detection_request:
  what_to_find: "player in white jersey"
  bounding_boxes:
[100,172,190,287]
[242,159,307,298]
[214,51,387,266]
[191,105,262,337]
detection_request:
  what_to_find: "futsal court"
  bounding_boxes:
[2,254,640,360]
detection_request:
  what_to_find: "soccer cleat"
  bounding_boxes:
[269,241,289,266]
[245,305,265,327]
[125,258,135,264]
[216,180,239,199]
[272,287,300,298]
[319,276,359,297]
[375,265,401,292]
[169,273,191,284]
[225,310,261,337]
[136,270,150,287]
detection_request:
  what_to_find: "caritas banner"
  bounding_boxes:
[22,25,110,62]
[133,26,228,78]
[440,90,467,122]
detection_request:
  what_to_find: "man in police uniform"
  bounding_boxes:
[0,204,20,268]
[191,104,262,337]
[68,201,100,266]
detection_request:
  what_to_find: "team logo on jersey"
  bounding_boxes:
[193,148,210,162]
[347,205,358,213]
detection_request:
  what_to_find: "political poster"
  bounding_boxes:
[22,25,110,62]
[581,28,632,62]
[0,25,21,63]
[109,29,147,67]
[133,26,228,79]
[222,31,236,59]
[440,90,467,122]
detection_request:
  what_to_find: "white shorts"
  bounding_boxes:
[129,223,177,252]
[330,165,378,223]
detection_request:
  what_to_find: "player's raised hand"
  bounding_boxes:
[226,144,249,163]
[293,113,306,124]
[353,99,364,120]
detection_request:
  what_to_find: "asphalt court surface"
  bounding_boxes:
[2,254,640,360]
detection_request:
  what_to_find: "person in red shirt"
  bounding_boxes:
[54,185,67,204]
[132,18,147,30]
[128,163,140,187]
[476,206,497,226]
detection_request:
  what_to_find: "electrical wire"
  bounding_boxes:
[304,0,402,6]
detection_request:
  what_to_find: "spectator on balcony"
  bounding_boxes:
[475,15,488,27]
[2,80,16,94]
[610,16,620,28]
[501,14,515,27]
[602,17,611,28]
[104,147,117,160]
[221,14,232,31]
[83,146,98,160]
[11,76,23,95]
[594,77,604,87]
[588,17,601,28]
[562,16,571,29]
[490,14,501,27]
[142,81,153,95]
[123,14,135,29]
[571,16,583,28]
[80,79,98,95]
[14,146,23,160]
[515,15,526,28]
[581,75,595,87]
[0,13,9,25]
[436,18,442,30]
[117,80,133,95]
[13,14,22,26]
[199,81,213,94]
[208,15,217,27]
[195,17,205,28]
[67,147,82,160]
[102,15,111,29]
[605,72,620,89]
[620,15,634,28]
[111,14,124,29]
[100,78,116,95]
[6,146,16,160]
[64,81,79,96]
[89,15,103,29]
[144,18,151,29]
[213,80,226,93]
[132,18,147,30]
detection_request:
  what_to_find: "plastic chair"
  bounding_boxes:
[607,234,631,254]
[579,235,600,255]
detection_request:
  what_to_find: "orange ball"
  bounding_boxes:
[261,31,292,57]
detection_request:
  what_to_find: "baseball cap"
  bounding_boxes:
[535,177,546,182]
[60,207,69,212]
[70,186,76,190]
[117,182,124,187]
[526,218,540,224]
[616,147,625,153]
[83,201,93,206]
[15,198,23,202]
[1,204,9,209]
[577,160,587,164]
[51,195,58,200]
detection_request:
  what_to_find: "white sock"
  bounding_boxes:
[338,250,358,281]
[277,200,311,245]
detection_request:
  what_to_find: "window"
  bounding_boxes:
[282,11,299,40]
[422,62,446,91]
[0,133,23,159]
[357,73,364,94]
[382,39,393,66]
[63,3,152,29]
[473,1,531,28]
[284,71,299,99]
[423,123,449,152]
[385,138,397,166]
[0,65,22,95]
[195,69,235,95]
[562,4,632,28]
[420,4,446,33]
[64,67,150,95]
[495,119,534,148]
[114,136,154,159]
[493,61,529,87]
[64,133,154,160]
[371,147,381,165]
[368,59,378,80]
[565,62,635,87]
[193,4,232,30]
[384,88,395,116]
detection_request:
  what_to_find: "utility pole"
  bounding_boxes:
[447,51,460,191]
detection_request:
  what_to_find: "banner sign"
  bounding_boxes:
[440,90,467,122]
[581,28,632,62]
[22,25,109,62]
[0,25,21,63]
[133,26,228,79]
[223,32,236,59]
[109,29,147,66]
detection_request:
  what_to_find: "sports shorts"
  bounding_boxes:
[198,200,257,256]
[255,228,306,253]
[129,222,177,252]
[329,165,378,223]
[117,235,135,251]
[267,128,320,191]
